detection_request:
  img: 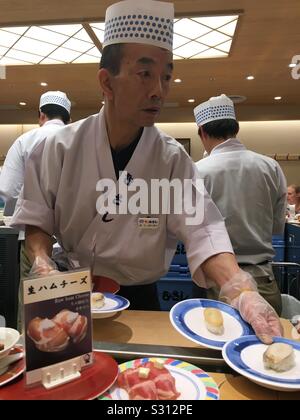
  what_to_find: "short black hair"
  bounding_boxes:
[39,104,70,124]
[200,119,239,139]
[100,44,124,75]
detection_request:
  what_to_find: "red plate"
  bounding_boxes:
[0,351,118,400]
[93,276,120,294]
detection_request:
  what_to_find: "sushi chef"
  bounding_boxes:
[0,91,71,210]
[194,94,287,315]
[12,0,282,343]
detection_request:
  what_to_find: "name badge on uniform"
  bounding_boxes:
[138,218,159,229]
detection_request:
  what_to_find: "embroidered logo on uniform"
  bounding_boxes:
[138,217,159,229]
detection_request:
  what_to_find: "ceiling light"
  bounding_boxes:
[41,24,82,37]
[0,30,20,48]
[0,15,240,66]
[289,63,296,68]
[174,78,182,83]
[274,96,282,101]
[174,41,207,59]
[25,26,68,46]
[192,49,227,59]
[193,16,238,29]
[19,102,27,106]
[246,76,255,80]
[40,82,48,87]
[188,99,195,103]
[6,49,42,64]
[197,31,230,47]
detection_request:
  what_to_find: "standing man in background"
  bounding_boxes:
[195,94,287,315]
[0,91,71,212]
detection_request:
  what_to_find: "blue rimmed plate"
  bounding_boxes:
[223,336,300,392]
[170,299,253,351]
[92,293,130,319]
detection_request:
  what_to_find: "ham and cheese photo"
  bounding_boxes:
[27,310,88,353]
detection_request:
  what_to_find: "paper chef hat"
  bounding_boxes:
[39,91,71,114]
[194,94,236,127]
[103,0,174,52]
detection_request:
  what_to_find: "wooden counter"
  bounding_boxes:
[93,310,300,400]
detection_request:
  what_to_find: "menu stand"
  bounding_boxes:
[42,356,82,390]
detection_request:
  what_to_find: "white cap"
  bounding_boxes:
[39,91,71,114]
[194,94,236,127]
[103,0,174,52]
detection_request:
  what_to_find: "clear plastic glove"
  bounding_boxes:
[29,255,59,277]
[220,271,283,344]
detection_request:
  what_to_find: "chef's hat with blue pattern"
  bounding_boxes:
[194,94,236,127]
[103,0,174,52]
[39,91,71,114]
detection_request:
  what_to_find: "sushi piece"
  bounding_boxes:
[204,308,224,335]
[91,293,105,309]
[263,343,295,373]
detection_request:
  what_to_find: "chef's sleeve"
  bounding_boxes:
[11,137,62,236]
[0,140,24,202]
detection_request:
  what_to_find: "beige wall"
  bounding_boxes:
[1,120,299,184]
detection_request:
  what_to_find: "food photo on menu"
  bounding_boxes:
[24,293,92,373]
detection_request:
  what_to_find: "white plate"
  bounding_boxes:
[99,357,219,400]
[170,299,253,351]
[92,293,130,319]
[223,336,300,392]
[0,328,20,360]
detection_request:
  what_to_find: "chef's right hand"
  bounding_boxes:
[29,255,59,277]
[231,291,283,344]
[219,270,283,344]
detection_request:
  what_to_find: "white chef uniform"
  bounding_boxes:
[196,138,287,264]
[12,108,233,286]
[0,90,71,205]
[0,120,65,204]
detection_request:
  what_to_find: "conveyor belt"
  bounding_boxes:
[93,341,234,373]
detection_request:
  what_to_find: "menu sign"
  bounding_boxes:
[23,270,93,387]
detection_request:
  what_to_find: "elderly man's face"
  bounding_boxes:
[110,44,173,128]
[288,186,297,204]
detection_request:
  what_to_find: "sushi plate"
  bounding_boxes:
[170,299,253,351]
[92,293,130,319]
[99,357,219,400]
[222,336,300,392]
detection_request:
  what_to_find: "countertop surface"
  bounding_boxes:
[93,310,300,400]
